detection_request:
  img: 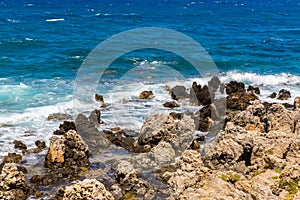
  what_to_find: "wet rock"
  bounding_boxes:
[32,140,47,153]
[105,130,151,153]
[170,85,188,100]
[53,121,76,135]
[227,92,258,111]
[113,160,157,198]
[163,101,179,108]
[1,153,22,164]
[88,109,101,126]
[95,93,107,107]
[0,163,30,200]
[277,89,291,100]
[13,140,27,151]
[139,91,153,99]
[190,82,212,105]
[75,113,111,155]
[47,113,72,121]
[268,92,277,99]
[247,85,260,95]
[208,76,221,92]
[282,102,294,110]
[190,140,200,150]
[294,97,300,110]
[55,179,114,200]
[45,130,89,170]
[225,81,245,95]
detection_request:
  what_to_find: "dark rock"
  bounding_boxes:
[45,130,89,170]
[120,129,139,137]
[35,140,46,149]
[268,92,277,98]
[247,85,260,95]
[47,113,71,121]
[170,85,188,100]
[277,89,291,100]
[139,91,153,99]
[1,153,22,164]
[75,113,111,155]
[282,103,294,110]
[190,82,212,106]
[208,76,221,93]
[163,101,179,108]
[227,92,258,111]
[53,121,76,135]
[225,81,245,95]
[294,97,300,110]
[190,140,200,150]
[199,105,211,118]
[105,130,150,153]
[95,93,106,107]
[88,109,101,126]
[169,112,183,120]
[13,140,27,151]
[197,117,212,132]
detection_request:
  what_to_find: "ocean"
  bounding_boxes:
[1,0,300,157]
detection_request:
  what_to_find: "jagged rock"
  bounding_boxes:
[139,91,153,99]
[277,89,291,100]
[0,163,30,200]
[169,112,183,120]
[227,92,258,111]
[95,93,106,107]
[1,153,22,165]
[105,130,151,153]
[75,113,110,155]
[45,130,89,170]
[53,121,76,135]
[268,92,277,98]
[265,103,295,133]
[225,81,245,95]
[47,113,71,121]
[138,114,195,154]
[13,140,27,151]
[163,101,179,108]
[170,85,188,100]
[88,109,101,126]
[294,97,300,110]
[190,82,212,105]
[220,83,225,94]
[208,76,221,93]
[247,85,260,95]
[55,179,114,200]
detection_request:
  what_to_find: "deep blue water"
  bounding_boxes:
[1,0,300,111]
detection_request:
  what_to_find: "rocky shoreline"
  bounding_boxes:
[1,77,300,200]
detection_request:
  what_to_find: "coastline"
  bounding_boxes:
[1,77,299,199]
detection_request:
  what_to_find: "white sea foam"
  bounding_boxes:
[46,18,65,22]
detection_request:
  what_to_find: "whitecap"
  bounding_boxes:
[46,18,65,22]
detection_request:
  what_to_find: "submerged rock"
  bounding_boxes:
[170,85,188,100]
[268,92,277,99]
[139,91,153,99]
[0,163,30,200]
[163,101,179,108]
[55,179,114,200]
[13,140,27,151]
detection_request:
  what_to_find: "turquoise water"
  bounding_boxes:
[0,0,300,156]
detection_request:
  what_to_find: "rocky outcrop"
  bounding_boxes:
[13,140,27,151]
[247,85,260,95]
[53,121,76,135]
[0,163,30,200]
[163,101,179,108]
[277,89,291,100]
[95,93,106,107]
[226,81,245,94]
[75,113,110,155]
[55,179,114,200]
[139,91,153,99]
[170,85,188,100]
[294,97,300,110]
[47,113,72,121]
[227,91,258,111]
[190,82,212,106]
[45,130,89,170]
[268,92,277,98]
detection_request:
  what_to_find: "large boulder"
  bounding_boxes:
[170,85,188,100]
[225,81,245,95]
[139,91,153,99]
[277,89,291,100]
[55,179,114,200]
[45,130,89,170]
[0,163,30,200]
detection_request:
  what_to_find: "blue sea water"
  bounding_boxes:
[1,0,300,156]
